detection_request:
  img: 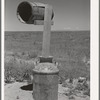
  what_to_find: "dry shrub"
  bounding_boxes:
[5,56,34,83]
[83,88,90,96]
[27,51,38,59]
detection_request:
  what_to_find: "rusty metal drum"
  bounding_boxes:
[17,1,54,24]
[32,63,59,100]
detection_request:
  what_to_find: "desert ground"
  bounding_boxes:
[4,31,90,100]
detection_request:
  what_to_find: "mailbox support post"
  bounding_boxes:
[42,5,52,57]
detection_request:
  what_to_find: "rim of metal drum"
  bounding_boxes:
[17,1,33,23]
[17,1,42,23]
[32,69,59,75]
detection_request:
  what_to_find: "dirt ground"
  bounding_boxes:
[5,82,90,100]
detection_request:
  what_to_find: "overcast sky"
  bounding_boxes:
[5,0,90,31]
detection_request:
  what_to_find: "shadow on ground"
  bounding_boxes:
[20,84,33,91]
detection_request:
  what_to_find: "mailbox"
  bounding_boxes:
[17,1,54,24]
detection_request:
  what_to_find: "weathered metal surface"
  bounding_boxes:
[42,5,53,57]
[33,20,54,25]
[17,1,54,24]
[38,56,53,63]
[33,63,59,100]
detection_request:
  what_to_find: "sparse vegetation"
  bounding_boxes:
[5,53,35,83]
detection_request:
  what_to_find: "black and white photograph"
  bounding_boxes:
[2,0,99,100]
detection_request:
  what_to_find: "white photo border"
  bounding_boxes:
[1,0,99,100]
[91,0,99,100]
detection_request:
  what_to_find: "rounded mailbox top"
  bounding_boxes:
[33,63,59,74]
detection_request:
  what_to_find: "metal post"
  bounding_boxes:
[42,5,52,57]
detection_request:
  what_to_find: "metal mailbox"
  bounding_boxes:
[17,1,54,24]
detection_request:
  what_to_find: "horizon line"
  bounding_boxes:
[5,30,90,32]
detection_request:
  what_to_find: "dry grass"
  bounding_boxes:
[5,51,36,83]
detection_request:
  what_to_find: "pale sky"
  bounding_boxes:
[5,0,90,31]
